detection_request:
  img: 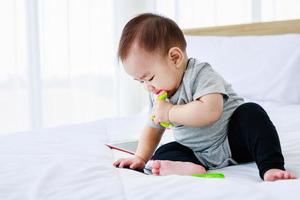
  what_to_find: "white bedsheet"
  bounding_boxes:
[0,100,300,200]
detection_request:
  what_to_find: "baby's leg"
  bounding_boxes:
[150,141,206,176]
[228,102,297,181]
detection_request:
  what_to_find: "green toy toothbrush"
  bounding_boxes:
[192,173,225,179]
[151,90,174,129]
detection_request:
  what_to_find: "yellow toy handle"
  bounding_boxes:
[151,91,174,129]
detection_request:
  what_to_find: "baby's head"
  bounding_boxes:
[118,13,188,96]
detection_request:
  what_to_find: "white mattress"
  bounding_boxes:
[0,100,300,200]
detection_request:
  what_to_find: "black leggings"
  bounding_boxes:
[152,102,285,179]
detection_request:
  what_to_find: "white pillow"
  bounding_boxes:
[185,34,300,104]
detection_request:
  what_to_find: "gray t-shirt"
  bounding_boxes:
[147,58,244,169]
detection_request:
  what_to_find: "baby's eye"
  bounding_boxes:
[148,75,154,82]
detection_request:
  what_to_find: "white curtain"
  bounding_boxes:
[0,0,153,134]
[0,0,30,133]
[1,0,299,134]
[38,0,116,128]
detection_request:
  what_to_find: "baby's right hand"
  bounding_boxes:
[113,156,146,169]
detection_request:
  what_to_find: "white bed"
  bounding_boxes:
[1,20,300,199]
[0,100,300,200]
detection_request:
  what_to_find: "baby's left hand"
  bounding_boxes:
[153,100,174,125]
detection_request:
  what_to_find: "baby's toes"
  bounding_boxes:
[278,172,285,179]
[152,160,161,170]
[283,172,290,179]
[286,172,297,179]
[152,168,160,176]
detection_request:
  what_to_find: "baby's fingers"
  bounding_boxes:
[153,116,161,125]
[114,158,129,167]
[118,159,132,168]
[130,162,141,169]
[113,158,123,167]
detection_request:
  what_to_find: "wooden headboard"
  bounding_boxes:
[183,19,300,36]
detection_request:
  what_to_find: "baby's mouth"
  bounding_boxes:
[154,89,163,95]
[155,89,167,95]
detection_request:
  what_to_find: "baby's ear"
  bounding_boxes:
[168,47,183,68]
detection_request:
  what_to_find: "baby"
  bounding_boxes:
[113,13,296,181]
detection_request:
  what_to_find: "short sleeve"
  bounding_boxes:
[146,93,165,129]
[192,63,228,101]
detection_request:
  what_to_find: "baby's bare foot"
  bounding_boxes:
[151,160,206,176]
[264,169,297,181]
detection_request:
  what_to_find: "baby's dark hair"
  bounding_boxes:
[118,13,186,61]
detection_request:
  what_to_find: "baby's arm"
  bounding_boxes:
[113,125,164,169]
[169,93,223,127]
[135,126,164,162]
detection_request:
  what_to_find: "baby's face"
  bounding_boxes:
[123,44,183,97]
